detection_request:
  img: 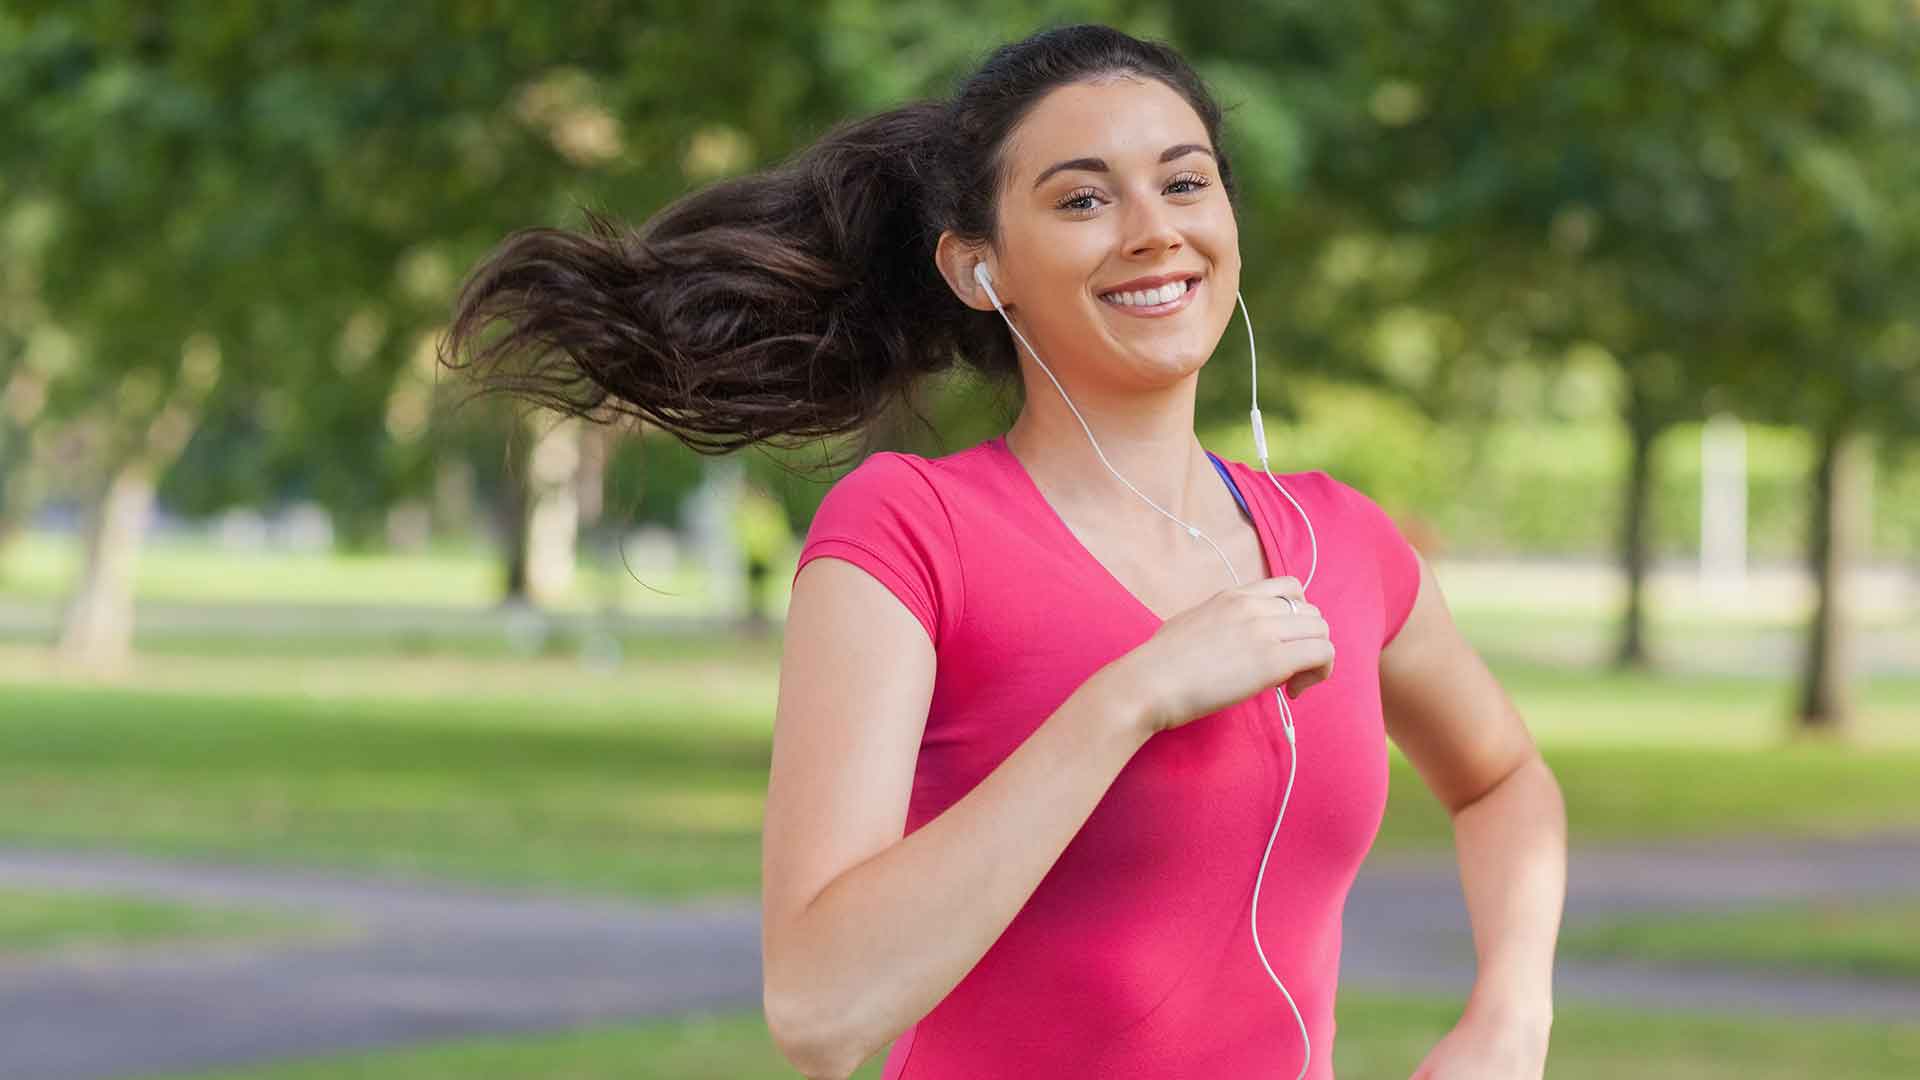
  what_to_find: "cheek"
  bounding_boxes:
[1024,235,1112,318]
[1210,247,1242,309]
[1203,219,1239,275]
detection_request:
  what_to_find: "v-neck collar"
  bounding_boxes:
[990,434,1289,626]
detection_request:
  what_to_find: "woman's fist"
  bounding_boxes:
[1115,576,1333,736]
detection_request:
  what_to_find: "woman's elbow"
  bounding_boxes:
[765,983,860,1080]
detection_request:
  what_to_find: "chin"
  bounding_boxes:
[1134,343,1213,382]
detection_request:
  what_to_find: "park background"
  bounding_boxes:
[1,2,1917,1077]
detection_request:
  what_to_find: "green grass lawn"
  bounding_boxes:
[0,532,713,615]
[7,528,1917,678]
[0,630,1915,902]
[2,559,1914,1080]
[141,992,1920,1079]
[0,888,353,958]
[1558,895,1920,982]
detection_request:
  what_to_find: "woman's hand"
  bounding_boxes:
[1114,575,1333,736]
[1407,1009,1551,1080]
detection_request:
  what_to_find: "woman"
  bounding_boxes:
[442,22,1564,1080]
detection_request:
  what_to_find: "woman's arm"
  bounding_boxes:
[1379,553,1566,1038]
[762,557,1152,1079]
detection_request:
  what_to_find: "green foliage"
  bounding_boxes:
[1199,382,1919,559]
[2,4,1914,563]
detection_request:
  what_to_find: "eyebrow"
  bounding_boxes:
[1031,143,1216,190]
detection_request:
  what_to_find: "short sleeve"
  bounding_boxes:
[791,452,962,649]
[1327,476,1422,650]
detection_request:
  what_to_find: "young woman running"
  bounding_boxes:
[442,23,1564,1080]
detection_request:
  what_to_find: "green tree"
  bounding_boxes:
[1179,1,1920,741]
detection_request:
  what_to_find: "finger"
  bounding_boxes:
[1269,612,1331,641]
[1251,575,1305,602]
[1284,665,1318,699]
[1285,656,1334,698]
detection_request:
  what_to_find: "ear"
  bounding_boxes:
[934,230,998,313]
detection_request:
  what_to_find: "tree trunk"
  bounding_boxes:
[578,422,609,528]
[1613,388,1661,671]
[524,414,582,606]
[56,334,223,670]
[56,459,159,669]
[498,424,531,605]
[1796,423,1865,741]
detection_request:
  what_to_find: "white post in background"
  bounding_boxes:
[685,456,746,616]
[1700,410,1748,605]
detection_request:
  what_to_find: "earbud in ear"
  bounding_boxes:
[971,261,1006,311]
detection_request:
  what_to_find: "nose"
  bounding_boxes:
[1122,186,1183,260]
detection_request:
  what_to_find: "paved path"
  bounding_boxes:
[3,831,1919,1079]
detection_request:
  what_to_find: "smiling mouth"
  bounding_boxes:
[1097,275,1202,314]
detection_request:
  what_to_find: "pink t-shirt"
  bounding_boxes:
[790,432,1421,1079]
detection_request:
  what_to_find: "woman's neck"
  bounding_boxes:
[1002,412,1215,524]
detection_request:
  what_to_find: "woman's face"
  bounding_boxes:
[984,75,1240,390]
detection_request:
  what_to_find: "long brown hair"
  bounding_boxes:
[439,23,1239,469]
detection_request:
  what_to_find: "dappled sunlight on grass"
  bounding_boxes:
[0,532,715,615]
[1484,659,1920,750]
[0,641,783,725]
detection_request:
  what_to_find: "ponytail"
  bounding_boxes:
[440,101,1000,467]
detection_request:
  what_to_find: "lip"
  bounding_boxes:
[1096,273,1202,318]
[1098,270,1203,295]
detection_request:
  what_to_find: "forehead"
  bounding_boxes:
[1003,76,1209,183]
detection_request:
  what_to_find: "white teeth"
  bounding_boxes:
[1101,278,1191,307]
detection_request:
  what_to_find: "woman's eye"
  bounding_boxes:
[1057,189,1100,211]
[1055,175,1212,213]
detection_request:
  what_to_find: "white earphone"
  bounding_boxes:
[974,257,1319,1080]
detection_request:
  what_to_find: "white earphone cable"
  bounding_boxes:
[975,262,1314,1080]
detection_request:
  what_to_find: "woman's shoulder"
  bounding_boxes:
[825,435,1009,517]
[796,445,989,649]
[807,449,951,546]
[825,438,998,511]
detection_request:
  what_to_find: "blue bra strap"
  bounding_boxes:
[1206,451,1254,523]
